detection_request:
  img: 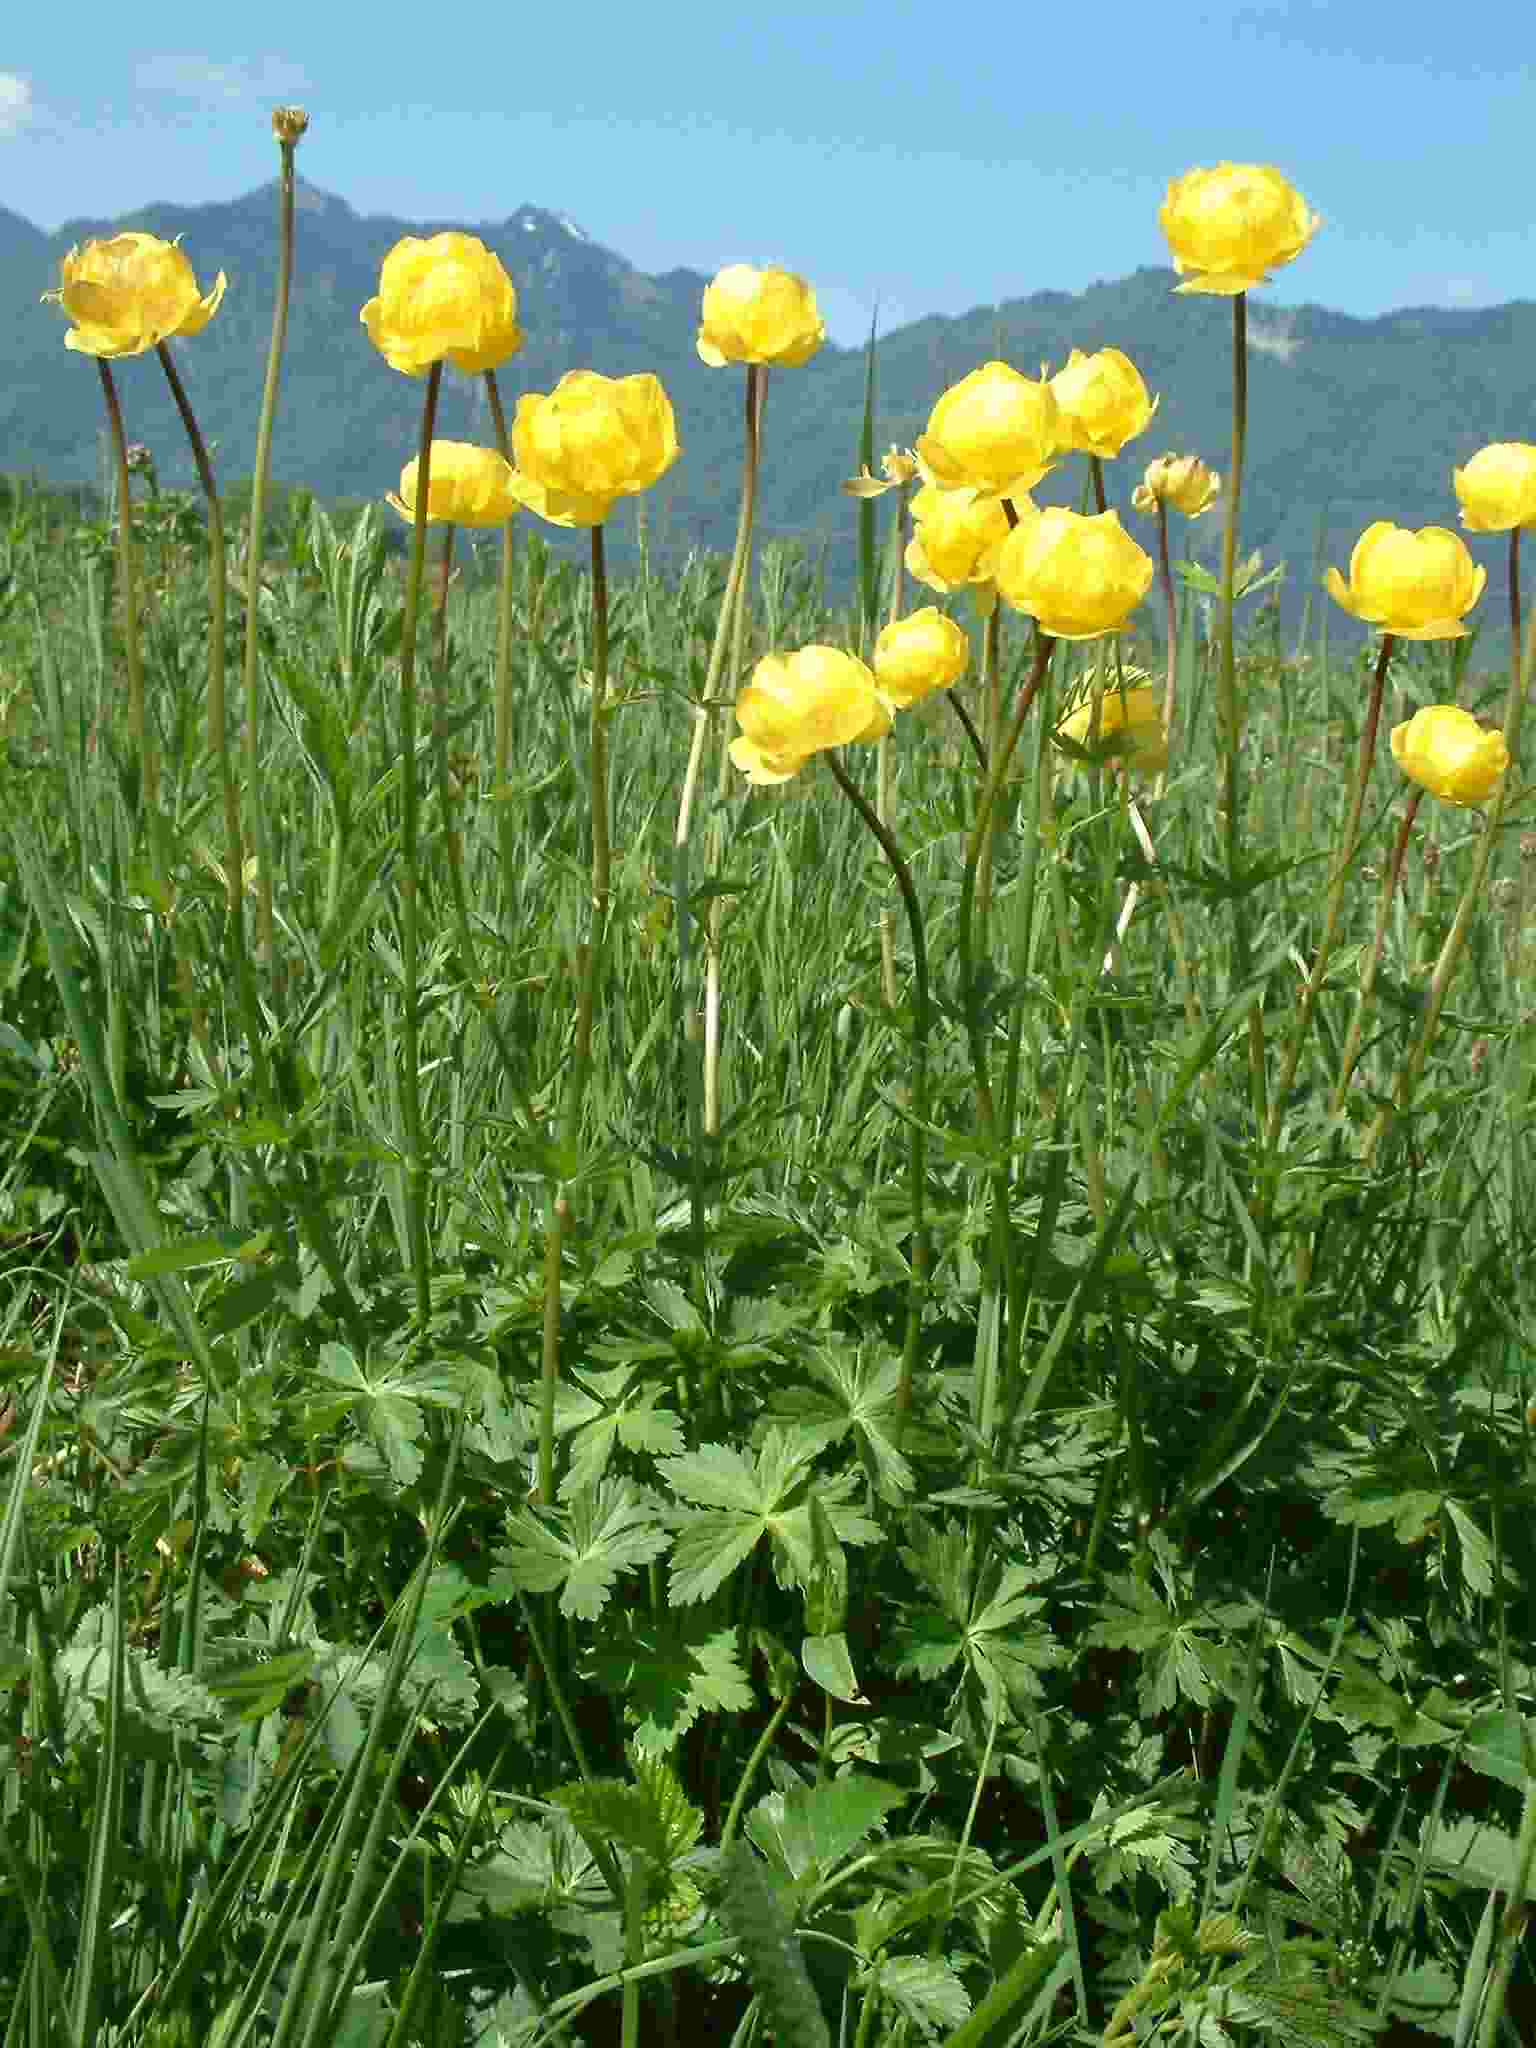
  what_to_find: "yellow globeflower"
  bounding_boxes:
[1453,443,1536,533]
[1159,163,1320,295]
[905,483,1014,608]
[1390,705,1509,807]
[1132,452,1221,519]
[1057,677,1167,775]
[697,264,826,367]
[1324,523,1485,639]
[1049,348,1158,459]
[914,361,1060,500]
[387,442,520,527]
[361,233,523,377]
[995,507,1154,640]
[873,608,970,707]
[508,370,680,528]
[730,646,890,784]
[44,233,226,357]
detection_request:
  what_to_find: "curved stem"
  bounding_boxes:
[1364,607,1536,1163]
[945,687,988,773]
[1267,631,1396,1146]
[825,750,929,1425]
[95,363,148,813]
[242,134,298,984]
[399,364,445,1334]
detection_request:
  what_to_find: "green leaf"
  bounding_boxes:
[802,1633,865,1703]
[747,1773,907,1881]
[494,1479,670,1619]
[588,1615,753,1754]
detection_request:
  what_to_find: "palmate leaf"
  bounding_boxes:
[587,1613,753,1753]
[493,1477,669,1619]
[555,1365,685,1496]
[762,1343,914,1501]
[659,1431,881,1606]
[872,1955,970,2040]
[307,1341,463,1486]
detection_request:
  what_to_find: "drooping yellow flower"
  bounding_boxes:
[1048,348,1158,459]
[360,233,523,377]
[995,506,1154,640]
[697,264,826,368]
[1453,443,1536,533]
[1390,705,1508,807]
[44,233,227,357]
[904,484,1015,612]
[508,371,679,528]
[1159,163,1320,295]
[873,607,970,707]
[387,442,520,527]
[1132,452,1221,519]
[730,646,890,783]
[1324,523,1485,639]
[914,361,1060,500]
[1057,676,1167,775]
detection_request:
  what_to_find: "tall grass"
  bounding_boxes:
[0,374,1533,2043]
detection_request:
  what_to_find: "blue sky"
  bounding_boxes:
[6,0,1535,346]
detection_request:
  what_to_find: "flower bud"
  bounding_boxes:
[1132,453,1221,519]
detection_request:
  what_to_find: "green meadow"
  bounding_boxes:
[0,153,1533,2048]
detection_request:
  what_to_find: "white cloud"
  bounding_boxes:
[1441,277,1489,308]
[133,55,312,104]
[0,71,34,138]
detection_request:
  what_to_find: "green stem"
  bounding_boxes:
[826,750,930,1426]
[1364,605,1536,1163]
[1267,631,1395,1145]
[95,362,148,813]
[1088,454,1107,515]
[1217,294,1267,1132]
[1332,788,1423,1108]
[243,133,298,985]
[673,364,764,1251]
[399,363,444,1334]
[718,1687,796,1855]
[975,605,1003,924]
[157,339,368,1355]
[959,633,1055,1133]
[539,521,613,1502]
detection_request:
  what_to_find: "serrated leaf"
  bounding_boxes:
[494,1479,669,1619]
[588,1616,752,1754]
[747,1774,907,1880]
[874,1955,970,2039]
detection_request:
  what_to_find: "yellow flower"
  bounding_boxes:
[360,233,523,376]
[730,646,890,783]
[1057,676,1167,775]
[1324,523,1485,639]
[1453,443,1536,533]
[873,608,970,707]
[914,361,1060,499]
[995,507,1154,640]
[697,264,826,367]
[508,371,679,528]
[904,483,1014,610]
[387,442,519,527]
[1159,163,1320,295]
[44,233,226,357]
[1048,348,1158,459]
[1390,705,1508,807]
[1132,452,1221,519]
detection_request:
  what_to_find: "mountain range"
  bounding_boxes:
[5,180,1535,649]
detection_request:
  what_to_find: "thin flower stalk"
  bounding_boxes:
[1331,789,1423,1107]
[825,751,930,1425]
[1217,293,1268,1128]
[1363,608,1536,1163]
[1266,631,1396,1148]
[539,522,614,1502]
[242,116,303,983]
[95,363,150,813]
[483,371,520,905]
[975,606,1005,923]
[157,337,368,1354]
[673,364,764,1235]
[398,364,445,1333]
[877,472,915,1006]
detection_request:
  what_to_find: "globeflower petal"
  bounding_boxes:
[389,441,520,527]
[361,232,523,378]
[916,362,1059,499]
[510,370,679,527]
[1049,347,1158,459]
[995,507,1153,639]
[734,646,884,778]
[47,233,226,358]
[1325,522,1484,638]
[1390,705,1508,806]
[1454,442,1536,533]
[697,263,826,368]
[1159,163,1320,295]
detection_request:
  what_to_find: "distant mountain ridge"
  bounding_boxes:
[5,182,1534,647]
